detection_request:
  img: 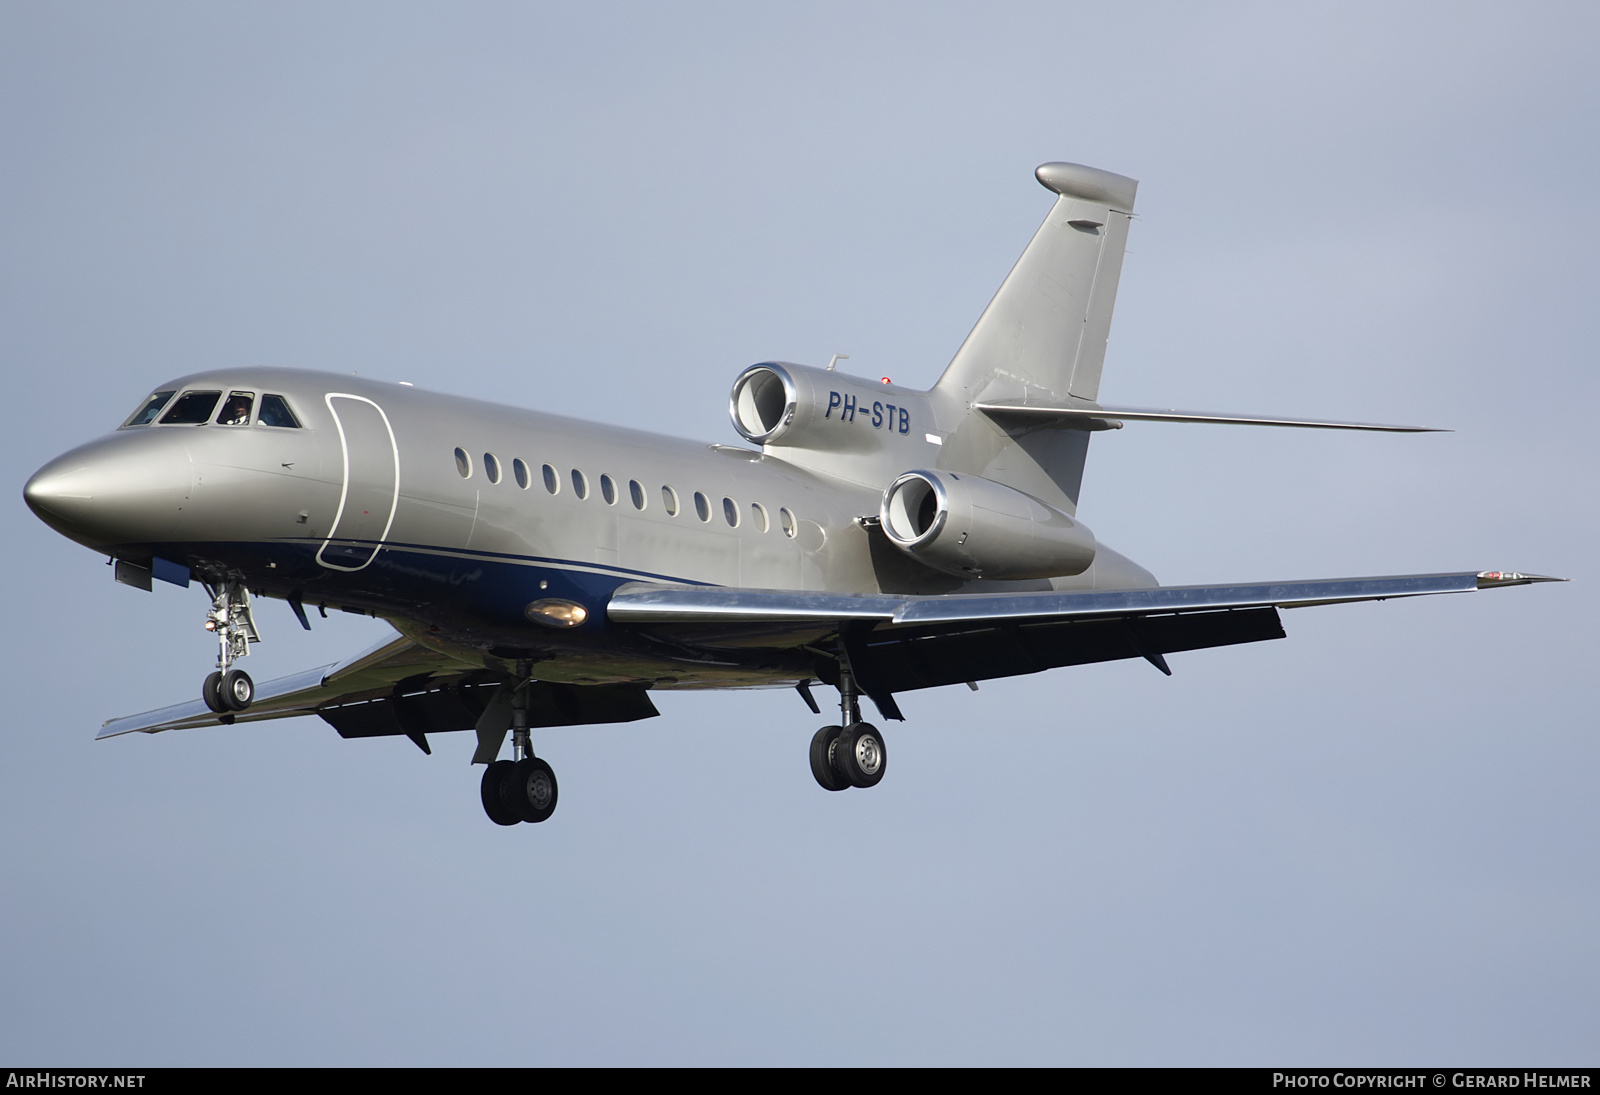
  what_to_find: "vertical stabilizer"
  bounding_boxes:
[932,163,1137,514]
[936,162,1136,404]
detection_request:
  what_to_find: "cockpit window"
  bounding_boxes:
[258,394,301,428]
[216,392,254,425]
[123,391,176,427]
[160,391,222,425]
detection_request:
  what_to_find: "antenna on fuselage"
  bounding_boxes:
[826,353,849,372]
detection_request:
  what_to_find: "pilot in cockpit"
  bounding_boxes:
[218,392,253,426]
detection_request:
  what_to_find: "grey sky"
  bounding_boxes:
[1,2,1593,1064]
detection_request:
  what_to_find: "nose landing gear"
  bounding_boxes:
[199,580,259,713]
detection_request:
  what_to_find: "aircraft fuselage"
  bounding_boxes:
[25,367,1155,690]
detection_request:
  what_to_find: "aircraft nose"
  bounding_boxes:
[24,458,97,530]
[24,437,194,548]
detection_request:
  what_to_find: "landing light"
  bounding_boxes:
[524,599,588,628]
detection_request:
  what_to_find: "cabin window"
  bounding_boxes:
[542,464,559,494]
[571,469,589,500]
[160,391,222,425]
[600,474,617,505]
[779,507,796,538]
[513,458,530,489]
[216,392,254,426]
[629,479,646,510]
[123,391,176,427]
[751,502,769,533]
[694,492,710,522]
[484,453,501,484]
[661,485,679,516]
[722,497,739,527]
[454,448,471,478]
[258,394,301,428]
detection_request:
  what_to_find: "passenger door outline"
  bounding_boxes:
[317,393,400,572]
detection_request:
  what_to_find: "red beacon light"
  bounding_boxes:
[880,377,892,385]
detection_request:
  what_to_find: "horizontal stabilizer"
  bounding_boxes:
[608,571,1560,628]
[975,399,1447,433]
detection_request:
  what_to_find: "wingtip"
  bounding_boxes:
[1476,571,1567,589]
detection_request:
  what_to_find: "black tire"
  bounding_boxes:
[809,725,849,792]
[506,757,558,823]
[834,723,886,788]
[221,669,254,711]
[202,671,226,713]
[480,760,520,826]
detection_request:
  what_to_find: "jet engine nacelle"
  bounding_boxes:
[879,470,1097,579]
[730,362,926,454]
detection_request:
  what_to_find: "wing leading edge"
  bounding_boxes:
[607,571,1560,627]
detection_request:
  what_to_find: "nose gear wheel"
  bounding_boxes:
[202,671,226,713]
[221,669,254,712]
[200,579,260,712]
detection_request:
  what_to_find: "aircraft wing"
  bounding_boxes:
[97,631,471,739]
[606,571,1558,627]
[608,571,1561,719]
[98,628,661,751]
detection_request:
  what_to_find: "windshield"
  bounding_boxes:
[160,391,222,425]
[258,394,301,428]
[122,391,176,427]
[217,392,254,425]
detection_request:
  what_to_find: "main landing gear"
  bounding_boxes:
[808,667,887,792]
[481,676,559,826]
[200,580,259,714]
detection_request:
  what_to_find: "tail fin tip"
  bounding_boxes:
[1034,162,1138,212]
